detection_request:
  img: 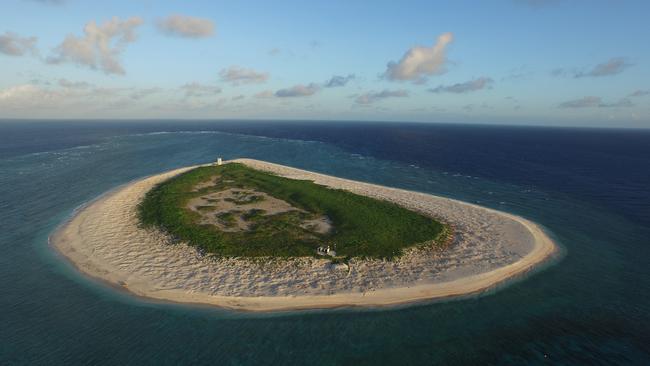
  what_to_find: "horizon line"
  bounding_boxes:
[1,118,649,131]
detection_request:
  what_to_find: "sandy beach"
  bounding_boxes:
[50,158,558,312]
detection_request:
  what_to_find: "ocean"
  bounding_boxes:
[0,120,648,365]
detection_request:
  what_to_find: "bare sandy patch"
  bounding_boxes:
[187,184,332,234]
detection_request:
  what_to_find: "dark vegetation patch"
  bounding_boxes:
[216,211,238,227]
[196,205,216,211]
[242,209,267,221]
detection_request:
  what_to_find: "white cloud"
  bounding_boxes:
[181,82,222,97]
[47,16,144,75]
[254,90,274,99]
[0,84,75,110]
[428,77,493,93]
[0,84,116,103]
[58,78,91,89]
[87,87,123,98]
[462,103,492,112]
[0,83,165,113]
[384,32,453,82]
[275,83,320,97]
[628,90,649,97]
[553,57,632,78]
[559,96,602,108]
[600,98,634,108]
[219,66,269,85]
[355,89,408,104]
[559,96,634,108]
[577,58,632,77]
[156,15,215,39]
[152,97,227,113]
[130,87,162,100]
[324,74,355,88]
[0,32,38,56]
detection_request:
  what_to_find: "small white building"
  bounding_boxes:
[317,245,336,257]
[216,157,223,166]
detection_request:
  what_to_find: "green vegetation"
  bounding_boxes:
[216,211,238,227]
[138,163,447,259]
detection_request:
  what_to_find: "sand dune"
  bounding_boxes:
[50,159,558,312]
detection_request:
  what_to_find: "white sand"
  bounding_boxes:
[50,159,557,312]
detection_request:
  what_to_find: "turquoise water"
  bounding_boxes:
[1,125,648,364]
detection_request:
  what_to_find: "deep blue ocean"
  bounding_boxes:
[0,120,648,365]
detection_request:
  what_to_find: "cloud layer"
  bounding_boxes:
[629,90,649,97]
[254,90,274,99]
[0,82,172,114]
[429,77,493,93]
[0,84,64,109]
[553,57,632,78]
[275,83,320,97]
[47,16,143,75]
[219,66,269,85]
[578,58,631,77]
[58,78,91,89]
[324,74,355,87]
[156,15,215,39]
[355,89,408,104]
[0,32,38,56]
[181,82,222,97]
[559,96,633,108]
[384,32,453,82]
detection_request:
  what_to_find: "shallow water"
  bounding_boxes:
[0,121,648,365]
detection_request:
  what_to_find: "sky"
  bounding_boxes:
[0,0,649,127]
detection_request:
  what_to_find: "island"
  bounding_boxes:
[50,158,558,311]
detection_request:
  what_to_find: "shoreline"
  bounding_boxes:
[50,159,558,312]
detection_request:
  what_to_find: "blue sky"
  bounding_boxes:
[1,0,648,127]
